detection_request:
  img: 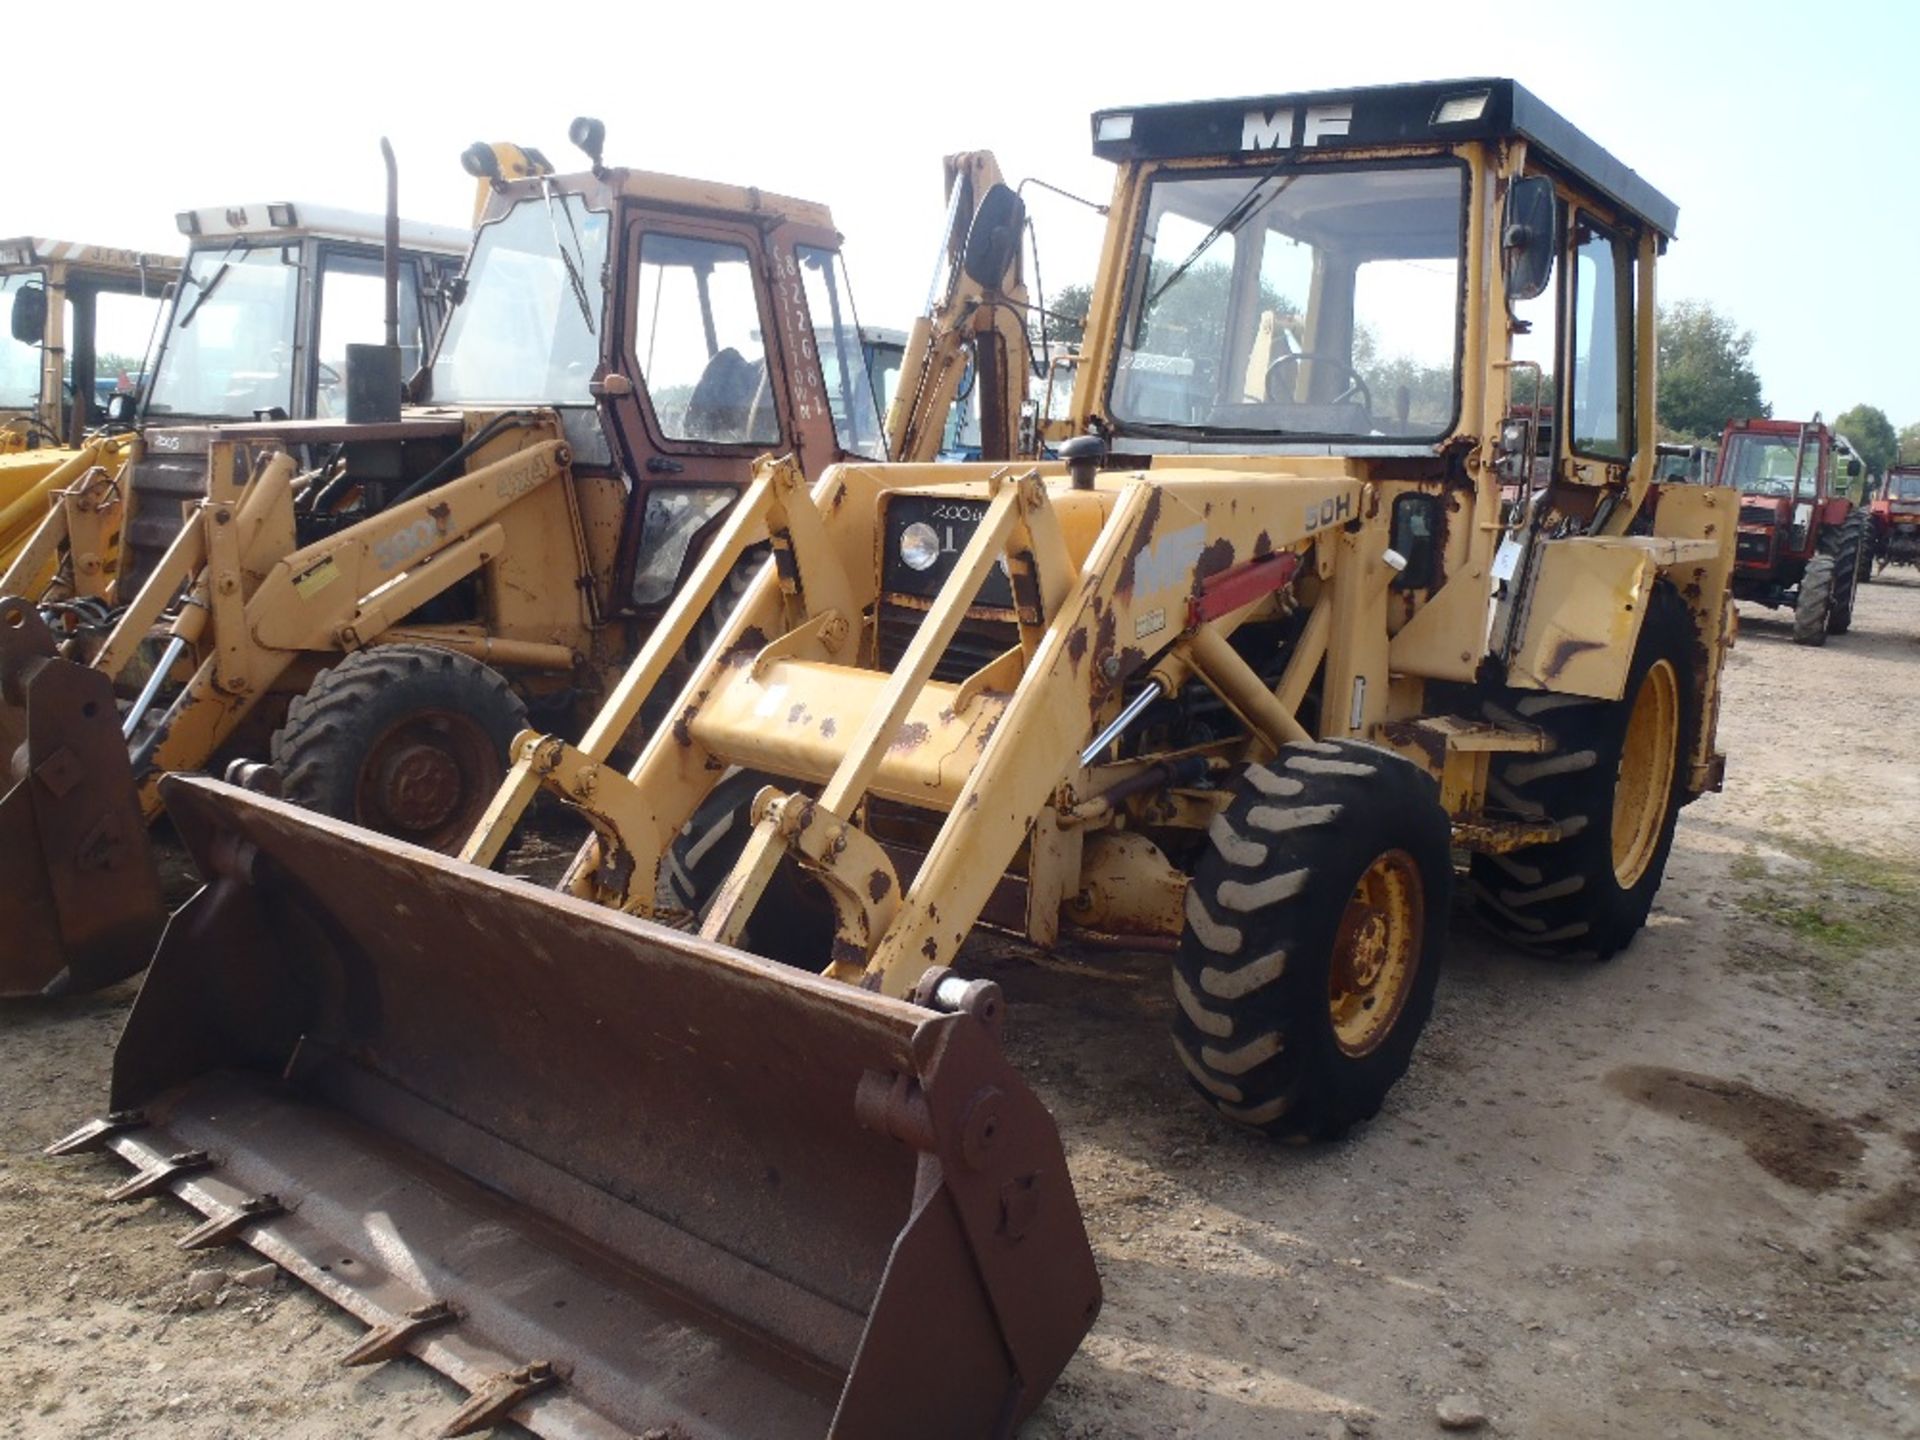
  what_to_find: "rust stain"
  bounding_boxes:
[921,936,939,961]
[820,717,837,739]
[1378,719,1446,769]
[1195,536,1236,585]
[1543,636,1604,680]
[830,936,867,969]
[867,869,892,902]
[786,703,808,725]
[427,501,452,528]
[1253,529,1272,559]
[1067,625,1088,669]
[889,721,931,753]
[671,705,697,748]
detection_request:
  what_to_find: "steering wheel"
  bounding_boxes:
[1264,352,1373,416]
[316,359,343,389]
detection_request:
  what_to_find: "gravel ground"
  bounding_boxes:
[3,573,1916,1439]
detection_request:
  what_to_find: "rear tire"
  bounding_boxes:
[1820,511,1866,633]
[270,644,526,853]
[664,769,836,967]
[1470,582,1697,960]
[1792,554,1834,645]
[1172,741,1452,1142]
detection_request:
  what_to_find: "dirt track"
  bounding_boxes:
[3,576,1917,1438]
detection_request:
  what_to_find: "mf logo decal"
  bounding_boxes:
[1241,103,1352,152]
[1131,523,1206,596]
[1304,492,1354,534]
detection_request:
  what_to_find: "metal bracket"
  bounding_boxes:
[178,1193,286,1251]
[757,792,902,982]
[342,1299,461,1367]
[441,1360,561,1436]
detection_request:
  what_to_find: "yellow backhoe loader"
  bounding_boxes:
[3,131,1022,998]
[55,80,1732,1437]
[0,239,177,570]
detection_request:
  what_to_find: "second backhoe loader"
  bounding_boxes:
[1,129,1023,998]
[57,81,1728,1436]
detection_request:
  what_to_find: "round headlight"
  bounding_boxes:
[899,521,941,572]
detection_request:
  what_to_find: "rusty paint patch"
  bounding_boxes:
[1112,488,1164,601]
[1253,530,1272,559]
[1195,536,1236,587]
[1543,636,1605,680]
[722,625,769,668]
[889,721,931,753]
[921,936,939,961]
[671,705,697,748]
[820,717,837,739]
[867,869,892,903]
[1378,719,1446,769]
[786,703,808,725]
[831,936,867,970]
[1067,625,1088,669]
[428,501,452,528]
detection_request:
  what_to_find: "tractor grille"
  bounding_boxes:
[1738,504,1780,528]
[1735,530,1774,565]
[876,600,1018,684]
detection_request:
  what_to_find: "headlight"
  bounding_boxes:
[899,521,941,572]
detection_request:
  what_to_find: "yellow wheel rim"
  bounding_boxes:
[1328,849,1424,1058]
[1611,657,1679,889]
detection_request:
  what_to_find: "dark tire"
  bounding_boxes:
[1470,582,1698,961]
[1820,510,1866,633]
[663,769,835,967]
[270,644,526,853]
[1172,740,1452,1142]
[1792,554,1835,646]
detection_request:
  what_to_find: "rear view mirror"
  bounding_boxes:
[1502,176,1560,304]
[106,392,134,423]
[962,183,1026,291]
[9,282,47,345]
[1847,458,1862,478]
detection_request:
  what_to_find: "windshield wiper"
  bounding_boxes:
[540,180,597,336]
[1149,167,1297,308]
[176,239,246,330]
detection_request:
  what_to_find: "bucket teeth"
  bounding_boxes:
[45,1110,148,1157]
[441,1361,561,1437]
[106,1149,213,1202]
[178,1193,285,1250]
[341,1300,460,1367]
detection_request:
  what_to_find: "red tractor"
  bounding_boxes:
[1870,462,1920,576]
[1717,416,1870,645]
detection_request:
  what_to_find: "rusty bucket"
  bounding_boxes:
[0,596,164,997]
[55,774,1100,1438]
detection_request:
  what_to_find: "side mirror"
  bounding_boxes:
[568,116,607,172]
[1502,176,1560,305]
[9,282,47,345]
[106,392,135,423]
[962,184,1026,292]
[1847,458,1862,479]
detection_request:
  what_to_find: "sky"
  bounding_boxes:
[7,0,1913,430]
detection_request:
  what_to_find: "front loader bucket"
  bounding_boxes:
[60,774,1100,1439]
[0,596,165,997]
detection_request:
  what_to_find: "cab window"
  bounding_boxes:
[634,234,779,447]
[1568,218,1633,460]
[313,250,424,418]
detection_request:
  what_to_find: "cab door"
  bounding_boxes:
[599,213,800,617]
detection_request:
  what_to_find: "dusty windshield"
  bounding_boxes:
[1111,162,1464,442]
[1888,473,1920,501]
[1723,432,1813,499]
[0,271,43,410]
[147,244,299,418]
[433,195,609,406]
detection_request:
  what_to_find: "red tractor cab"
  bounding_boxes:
[1871,464,1920,575]
[1716,416,1869,645]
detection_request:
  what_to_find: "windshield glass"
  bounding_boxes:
[0,271,44,410]
[434,194,609,406]
[1723,432,1814,499]
[1889,473,1920,501]
[1110,161,1464,441]
[796,245,885,459]
[147,244,299,418]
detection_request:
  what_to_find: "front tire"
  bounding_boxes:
[1820,510,1866,633]
[1793,554,1835,646]
[270,644,526,853]
[1173,741,1452,1142]
[1470,582,1697,960]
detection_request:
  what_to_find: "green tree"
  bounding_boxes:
[1832,404,1898,478]
[1897,421,1920,467]
[1657,300,1766,442]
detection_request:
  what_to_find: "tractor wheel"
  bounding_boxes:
[664,769,836,967]
[1469,582,1697,961]
[270,644,526,854]
[1792,554,1835,646]
[1820,511,1866,634]
[1172,740,1452,1142]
